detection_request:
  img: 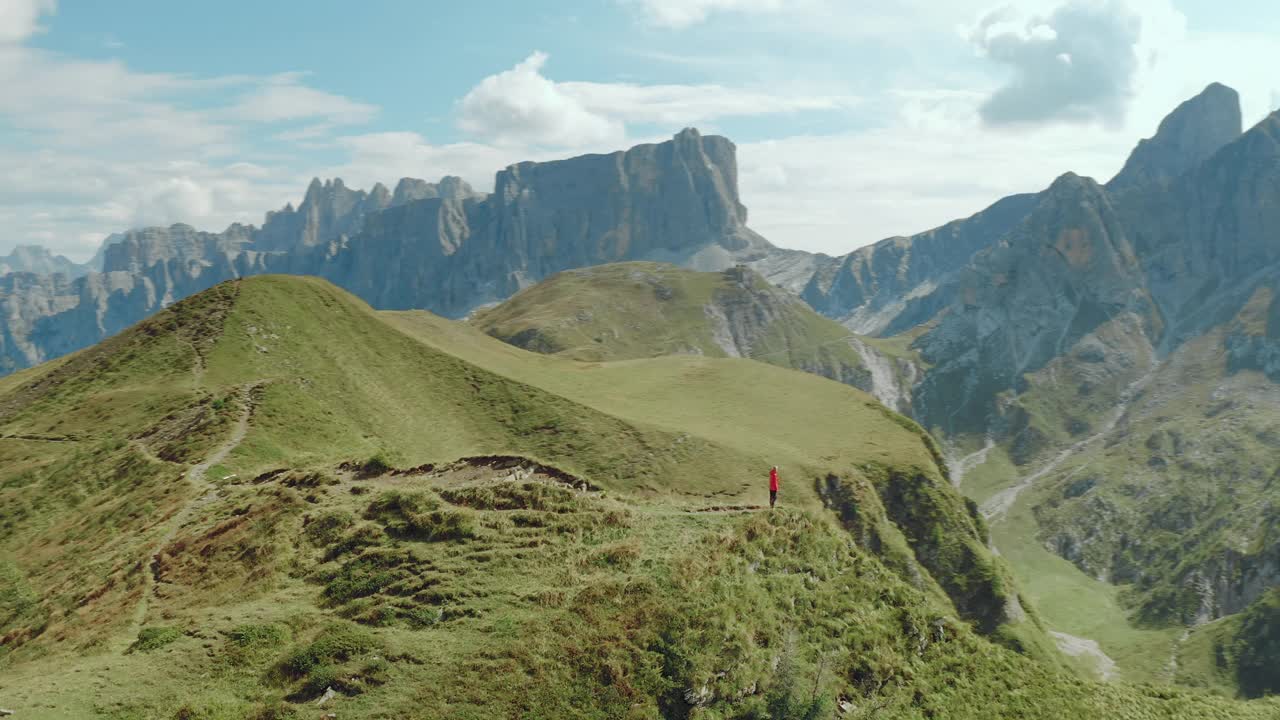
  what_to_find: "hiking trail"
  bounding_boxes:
[981,366,1159,520]
[113,381,262,654]
[949,435,995,488]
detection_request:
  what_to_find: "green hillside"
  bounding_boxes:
[471,262,876,390]
[1,276,1277,718]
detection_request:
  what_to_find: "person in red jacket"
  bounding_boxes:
[769,466,780,508]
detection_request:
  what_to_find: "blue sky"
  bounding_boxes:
[3,0,1279,260]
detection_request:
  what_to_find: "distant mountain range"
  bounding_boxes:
[0,129,778,374]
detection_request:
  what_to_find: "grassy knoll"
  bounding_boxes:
[471,262,873,389]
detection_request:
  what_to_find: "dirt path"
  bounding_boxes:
[0,433,80,442]
[113,382,261,654]
[981,366,1158,520]
[948,435,994,488]
[1164,628,1192,682]
[1051,631,1119,681]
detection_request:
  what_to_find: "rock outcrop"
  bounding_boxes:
[908,96,1280,436]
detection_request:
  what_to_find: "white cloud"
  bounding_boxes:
[0,0,55,44]
[1122,25,1280,132]
[456,51,855,148]
[457,51,624,147]
[625,0,788,29]
[130,177,215,226]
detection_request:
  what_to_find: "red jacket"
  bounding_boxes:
[769,468,779,492]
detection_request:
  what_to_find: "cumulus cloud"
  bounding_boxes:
[130,177,215,226]
[456,51,854,148]
[457,52,624,147]
[0,0,55,44]
[625,0,788,29]
[970,0,1144,127]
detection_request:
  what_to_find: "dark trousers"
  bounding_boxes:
[770,490,777,508]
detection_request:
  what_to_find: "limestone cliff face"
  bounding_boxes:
[894,96,1280,626]
[1127,111,1280,343]
[0,272,79,374]
[909,103,1280,436]
[0,130,779,375]
[912,174,1156,433]
[484,129,767,271]
[298,128,776,317]
[251,176,477,253]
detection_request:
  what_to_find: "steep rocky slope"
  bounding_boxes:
[877,84,1280,684]
[799,192,1040,335]
[904,84,1271,437]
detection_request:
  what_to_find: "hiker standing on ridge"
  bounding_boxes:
[769,466,780,508]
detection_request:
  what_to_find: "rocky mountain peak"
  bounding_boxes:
[0,245,86,278]
[436,176,475,200]
[368,182,392,209]
[303,177,324,202]
[1046,171,1092,193]
[1108,82,1243,190]
[673,126,701,142]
